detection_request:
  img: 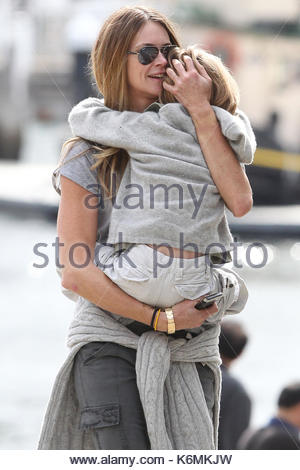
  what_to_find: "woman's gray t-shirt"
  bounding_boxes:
[53,138,134,325]
[53,139,112,243]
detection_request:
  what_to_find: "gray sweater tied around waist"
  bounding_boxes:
[68,98,256,253]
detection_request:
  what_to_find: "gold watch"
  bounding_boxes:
[165,307,176,334]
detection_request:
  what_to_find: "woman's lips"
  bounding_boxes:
[148,74,166,79]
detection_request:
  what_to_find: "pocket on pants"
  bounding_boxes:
[101,250,152,285]
[76,342,110,365]
[80,404,120,430]
[174,269,212,300]
[115,255,152,282]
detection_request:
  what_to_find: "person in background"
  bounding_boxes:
[218,320,252,449]
[239,382,300,450]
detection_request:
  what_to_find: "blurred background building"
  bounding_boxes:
[1,0,300,203]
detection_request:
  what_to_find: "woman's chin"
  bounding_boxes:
[148,79,163,94]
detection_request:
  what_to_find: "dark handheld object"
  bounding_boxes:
[194,292,223,310]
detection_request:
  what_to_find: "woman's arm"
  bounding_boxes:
[191,105,253,217]
[163,56,253,217]
[58,175,217,331]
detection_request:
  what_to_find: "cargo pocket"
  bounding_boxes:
[77,342,110,366]
[98,248,152,284]
[174,268,212,300]
[116,256,151,282]
[80,403,120,430]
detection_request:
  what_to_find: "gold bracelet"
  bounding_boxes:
[165,307,176,334]
[153,308,161,331]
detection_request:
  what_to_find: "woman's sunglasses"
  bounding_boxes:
[127,45,177,65]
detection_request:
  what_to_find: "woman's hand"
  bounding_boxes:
[156,294,218,332]
[163,56,212,113]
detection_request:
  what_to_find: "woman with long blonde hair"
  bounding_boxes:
[39,6,254,450]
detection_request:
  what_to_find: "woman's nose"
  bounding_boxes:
[154,51,168,66]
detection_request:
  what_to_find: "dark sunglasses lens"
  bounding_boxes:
[162,46,174,59]
[138,47,158,65]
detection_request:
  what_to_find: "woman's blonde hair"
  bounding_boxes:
[59,6,181,198]
[161,45,240,114]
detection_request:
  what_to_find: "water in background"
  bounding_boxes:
[0,212,300,449]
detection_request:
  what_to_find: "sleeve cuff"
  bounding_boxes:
[211,105,257,164]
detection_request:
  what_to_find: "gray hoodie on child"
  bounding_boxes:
[69,98,256,254]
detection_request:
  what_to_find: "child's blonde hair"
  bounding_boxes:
[161,45,240,115]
